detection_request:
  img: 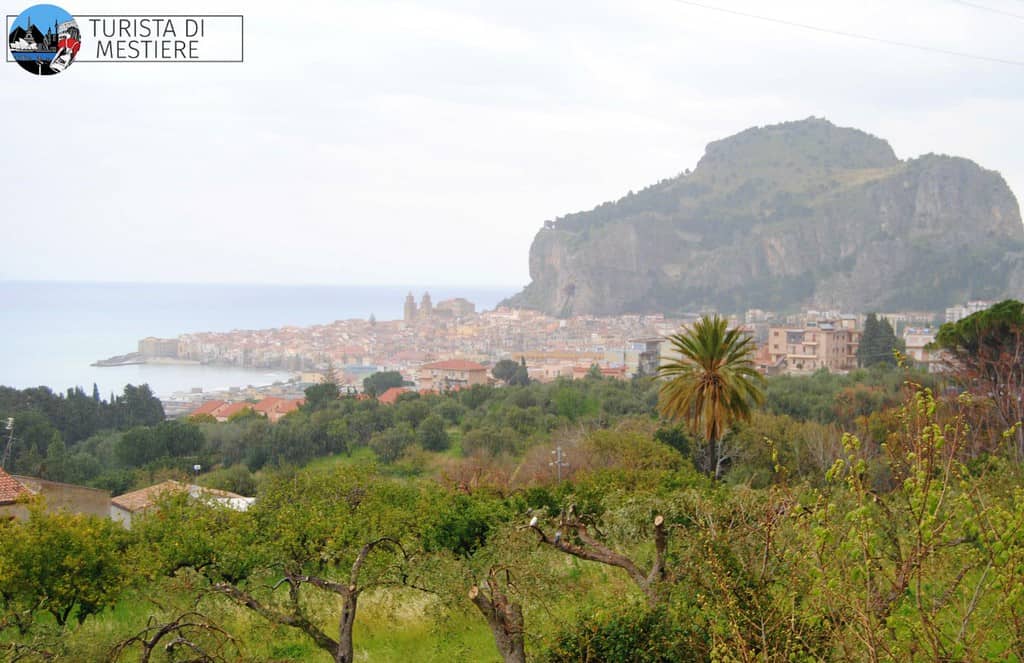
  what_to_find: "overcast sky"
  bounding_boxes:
[2,0,1022,289]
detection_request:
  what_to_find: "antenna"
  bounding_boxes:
[1,418,15,470]
[549,445,568,483]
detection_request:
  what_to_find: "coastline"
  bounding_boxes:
[92,353,202,368]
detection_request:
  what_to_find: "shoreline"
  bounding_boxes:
[92,353,203,368]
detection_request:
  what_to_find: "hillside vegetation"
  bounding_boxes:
[3,305,1024,661]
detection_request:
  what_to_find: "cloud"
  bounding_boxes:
[0,0,1020,287]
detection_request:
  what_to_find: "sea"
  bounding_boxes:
[0,282,514,399]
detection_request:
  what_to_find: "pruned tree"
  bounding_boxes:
[135,469,425,663]
[527,506,669,607]
[212,536,406,663]
[469,568,525,663]
[110,607,239,663]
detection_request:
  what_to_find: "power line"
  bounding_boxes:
[951,0,1024,20]
[666,0,1024,66]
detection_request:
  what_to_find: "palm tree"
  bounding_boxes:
[657,315,765,479]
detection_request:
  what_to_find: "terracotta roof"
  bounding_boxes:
[0,467,31,505]
[253,397,285,413]
[377,386,409,405]
[191,400,227,416]
[216,402,254,420]
[111,480,188,512]
[111,480,248,513]
[420,359,487,371]
[275,399,303,415]
[254,397,303,417]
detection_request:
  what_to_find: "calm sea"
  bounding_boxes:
[0,282,513,398]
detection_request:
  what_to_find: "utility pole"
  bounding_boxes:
[1,418,15,470]
[549,445,568,483]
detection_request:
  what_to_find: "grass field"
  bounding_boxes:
[13,545,631,661]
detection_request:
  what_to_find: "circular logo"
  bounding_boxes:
[8,4,80,76]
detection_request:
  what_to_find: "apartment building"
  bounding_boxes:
[416,359,489,391]
[766,322,860,374]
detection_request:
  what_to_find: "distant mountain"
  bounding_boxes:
[505,118,1024,316]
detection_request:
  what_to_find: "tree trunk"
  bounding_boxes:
[708,435,719,479]
[336,592,358,663]
[470,585,526,663]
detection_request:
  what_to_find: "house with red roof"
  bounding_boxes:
[0,467,32,519]
[571,364,629,381]
[416,359,488,392]
[253,397,304,422]
[0,468,112,520]
[189,400,228,419]
[213,402,255,422]
[110,480,254,529]
[377,386,409,405]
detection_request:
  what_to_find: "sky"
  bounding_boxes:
[10,4,72,32]
[1,0,1022,289]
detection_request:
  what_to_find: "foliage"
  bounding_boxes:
[0,505,130,632]
[363,371,405,397]
[303,381,340,411]
[369,424,416,464]
[541,602,695,662]
[491,359,520,384]
[857,312,903,367]
[417,414,450,452]
[932,299,1024,458]
[0,384,164,477]
[933,299,1024,357]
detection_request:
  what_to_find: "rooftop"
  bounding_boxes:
[377,386,409,405]
[190,400,227,416]
[111,480,249,513]
[0,467,32,505]
[420,359,487,371]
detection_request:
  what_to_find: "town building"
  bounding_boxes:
[417,359,489,391]
[13,476,110,518]
[526,361,575,382]
[571,364,629,380]
[945,301,994,324]
[0,469,109,520]
[377,386,410,404]
[0,467,33,520]
[765,322,861,374]
[189,400,227,418]
[214,402,255,422]
[252,397,304,422]
[628,337,664,377]
[403,292,417,322]
[138,336,179,358]
[110,480,254,529]
[903,328,940,371]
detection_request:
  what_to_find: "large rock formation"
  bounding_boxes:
[506,118,1024,316]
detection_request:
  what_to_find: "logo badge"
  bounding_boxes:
[8,4,80,75]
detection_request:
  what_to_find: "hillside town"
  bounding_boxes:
[130,293,993,418]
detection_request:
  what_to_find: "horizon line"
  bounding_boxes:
[0,278,524,290]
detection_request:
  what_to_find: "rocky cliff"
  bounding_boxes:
[506,118,1024,316]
